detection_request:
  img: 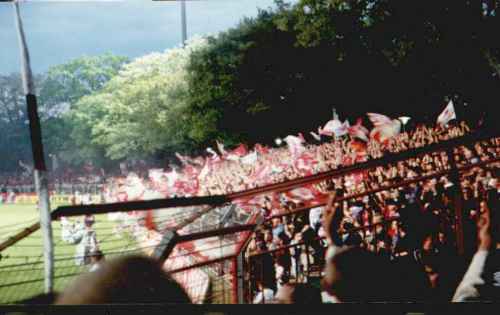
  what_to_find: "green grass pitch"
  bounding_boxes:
[0,204,138,304]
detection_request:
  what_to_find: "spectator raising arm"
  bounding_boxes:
[452,203,493,302]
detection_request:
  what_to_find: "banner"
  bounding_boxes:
[11,193,101,205]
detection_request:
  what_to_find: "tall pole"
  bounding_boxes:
[180,0,187,47]
[13,0,54,293]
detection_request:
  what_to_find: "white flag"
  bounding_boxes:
[148,169,164,184]
[319,119,342,136]
[284,134,305,157]
[437,100,456,126]
[241,151,258,165]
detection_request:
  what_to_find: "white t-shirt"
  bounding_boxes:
[253,288,275,304]
[309,207,323,230]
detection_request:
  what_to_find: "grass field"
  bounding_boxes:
[0,204,138,304]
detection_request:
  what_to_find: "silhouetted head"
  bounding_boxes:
[274,283,322,304]
[56,255,191,304]
[322,246,401,302]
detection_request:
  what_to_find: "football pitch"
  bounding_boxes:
[0,204,138,304]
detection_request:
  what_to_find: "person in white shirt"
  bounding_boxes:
[60,217,76,244]
[74,222,99,266]
[309,206,323,232]
[253,283,274,304]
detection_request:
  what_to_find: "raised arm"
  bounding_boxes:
[322,192,344,248]
[452,203,493,302]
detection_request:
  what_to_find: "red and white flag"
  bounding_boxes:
[319,119,349,137]
[367,113,401,143]
[226,143,248,161]
[284,133,305,157]
[255,143,269,155]
[348,118,369,142]
[232,144,248,157]
[437,100,456,126]
[284,187,317,203]
[294,152,318,175]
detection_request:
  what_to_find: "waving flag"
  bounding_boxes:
[348,118,369,142]
[255,143,269,155]
[437,100,457,126]
[251,163,271,183]
[226,143,248,161]
[294,152,318,175]
[165,169,180,188]
[232,144,248,157]
[319,119,340,136]
[216,140,227,157]
[309,131,321,141]
[319,119,350,137]
[284,133,305,157]
[241,151,258,165]
[338,120,350,136]
[284,187,317,203]
[148,169,164,187]
[367,113,401,143]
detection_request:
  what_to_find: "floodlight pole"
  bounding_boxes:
[13,1,54,293]
[180,0,187,46]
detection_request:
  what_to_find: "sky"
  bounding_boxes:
[0,0,296,74]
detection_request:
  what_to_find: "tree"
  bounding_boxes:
[38,54,128,167]
[185,0,500,149]
[0,73,35,172]
[71,37,209,160]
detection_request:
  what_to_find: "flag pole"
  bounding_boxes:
[13,0,54,293]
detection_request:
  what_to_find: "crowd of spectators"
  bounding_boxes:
[11,116,499,305]
[198,121,472,196]
[0,120,474,201]
[245,136,499,303]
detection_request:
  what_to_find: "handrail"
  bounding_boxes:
[169,156,499,246]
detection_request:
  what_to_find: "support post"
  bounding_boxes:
[13,0,54,293]
[151,230,178,263]
[236,251,245,304]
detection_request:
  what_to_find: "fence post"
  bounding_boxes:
[151,230,177,263]
[236,251,245,304]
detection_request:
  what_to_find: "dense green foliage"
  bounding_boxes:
[186,0,500,147]
[3,0,500,170]
[0,55,128,171]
